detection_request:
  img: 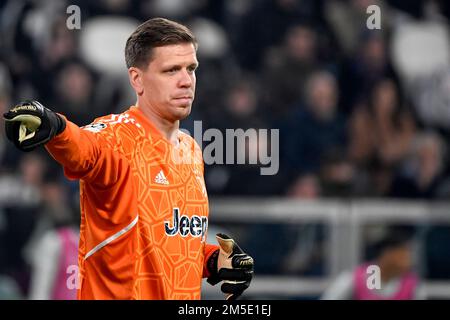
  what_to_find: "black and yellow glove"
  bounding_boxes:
[207,233,254,300]
[3,100,66,152]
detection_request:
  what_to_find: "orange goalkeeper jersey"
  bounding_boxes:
[45,106,218,300]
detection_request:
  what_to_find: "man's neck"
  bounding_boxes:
[136,104,180,147]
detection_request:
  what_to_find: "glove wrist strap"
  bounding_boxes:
[55,114,66,135]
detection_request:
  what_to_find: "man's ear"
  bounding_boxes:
[128,67,144,95]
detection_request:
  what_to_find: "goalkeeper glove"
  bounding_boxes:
[207,233,254,300]
[3,100,66,152]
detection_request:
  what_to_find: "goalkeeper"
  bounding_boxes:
[3,18,253,300]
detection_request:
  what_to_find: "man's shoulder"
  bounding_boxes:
[82,109,143,135]
[178,129,194,142]
[179,130,201,152]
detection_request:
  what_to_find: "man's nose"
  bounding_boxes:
[178,69,193,88]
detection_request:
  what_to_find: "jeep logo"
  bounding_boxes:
[164,208,208,241]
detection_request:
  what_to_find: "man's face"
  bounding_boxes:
[382,244,413,276]
[136,43,198,122]
[308,76,337,121]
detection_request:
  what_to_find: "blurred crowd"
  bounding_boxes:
[0,0,449,299]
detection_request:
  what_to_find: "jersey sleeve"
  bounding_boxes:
[46,116,138,299]
[45,115,129,188]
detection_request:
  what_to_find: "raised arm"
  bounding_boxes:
[3,100,127,187]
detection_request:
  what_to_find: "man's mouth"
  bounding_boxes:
[174,96,193,100]
[173,96,193,104]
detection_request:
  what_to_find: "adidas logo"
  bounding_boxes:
[155,170,169,185]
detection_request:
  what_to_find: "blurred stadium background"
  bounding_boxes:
[0,0,450,300]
